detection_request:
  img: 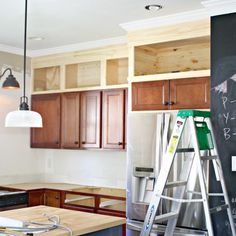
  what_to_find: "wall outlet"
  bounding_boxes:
[231,156,236,171]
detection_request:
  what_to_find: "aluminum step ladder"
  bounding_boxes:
[140,110,236,236]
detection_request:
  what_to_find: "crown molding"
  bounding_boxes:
[28,36,127,57]
[120,8,209,32]
[0,44,24,56]
[201,0,236,16]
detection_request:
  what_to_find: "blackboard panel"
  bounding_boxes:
[211,13,236,236]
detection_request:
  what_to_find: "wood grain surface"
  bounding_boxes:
[0,205,125,235]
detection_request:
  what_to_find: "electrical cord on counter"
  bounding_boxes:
[0,213,72,236]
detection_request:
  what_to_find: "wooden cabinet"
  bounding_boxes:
[31,89,127,150]
[169,77,210,110]
[61,93,80,148]
[28,190,61,208]
[44,190,61,208]
[102,89,126,149]
[80,91,102,148]
[132,80,169,111]
[28,190,45,207]
[31,94,61,148]
[132,77,210,111]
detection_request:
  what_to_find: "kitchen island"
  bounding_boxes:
[0,205,125,235]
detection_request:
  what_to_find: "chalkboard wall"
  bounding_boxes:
[211,13,236,235]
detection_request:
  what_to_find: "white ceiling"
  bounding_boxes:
[0,0,205,52]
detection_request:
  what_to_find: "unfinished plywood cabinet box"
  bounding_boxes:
[134,36,210,77]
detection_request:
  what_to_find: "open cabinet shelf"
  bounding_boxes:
[65,61,101,89]
[32,45,129,94]
[134,36,210,77]
[33,66,60,92]
[106,58,128,85]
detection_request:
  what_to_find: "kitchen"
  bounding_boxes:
[0,0,236,235]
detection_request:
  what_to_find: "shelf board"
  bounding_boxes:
[129,69,210,83]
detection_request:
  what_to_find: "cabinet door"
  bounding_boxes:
[103,89,125,149]
[169,77,210,109]
[44,190,61,208]
[31,94,61,148]
[28,190,45,207]
[61,93,80,148]
[132,80,169,111]
[80,91,101,148]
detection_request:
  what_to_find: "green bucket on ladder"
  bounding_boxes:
[195,121,214,150]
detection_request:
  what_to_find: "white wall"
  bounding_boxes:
[0,55,45,184]
[0,52,127,189]
[35,149,127,188]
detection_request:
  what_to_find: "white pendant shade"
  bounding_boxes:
[5,110,43,127]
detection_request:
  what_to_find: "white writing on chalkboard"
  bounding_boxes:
[218,94,236,141]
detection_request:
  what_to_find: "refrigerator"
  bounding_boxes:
[126,113,208,236]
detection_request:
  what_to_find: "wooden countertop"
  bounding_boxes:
[2,183,84,191]
[0,205,126,235]
[2,183,126,198]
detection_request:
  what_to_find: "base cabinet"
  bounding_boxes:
[28,190,45,207]
[28,190,61,208]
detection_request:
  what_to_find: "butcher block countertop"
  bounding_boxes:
[0,205,125,235]
[2,182,126,198]
[2,183,84,191]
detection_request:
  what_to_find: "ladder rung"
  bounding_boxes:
[201,155,218,160]
[159,194,203,203]
[165,181,187,188]
[154,212,178,223]
[210,204,229,214]
[208,193,224,197]
[176,148,194,153]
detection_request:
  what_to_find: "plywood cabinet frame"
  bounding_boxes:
[32,45,129,94]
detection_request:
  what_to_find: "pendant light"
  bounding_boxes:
[5,0,42,128]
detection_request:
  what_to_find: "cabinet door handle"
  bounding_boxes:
[74,141,79,144]
[55,141,59,144]
[163,101,169,106]
[55,196,59,200]
[168,101,175,105]
[118,142,123,145]
[81,141,86,144]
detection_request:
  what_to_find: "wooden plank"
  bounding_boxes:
[127,19,210,46]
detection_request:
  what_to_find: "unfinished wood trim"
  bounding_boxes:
[127,19,210,46]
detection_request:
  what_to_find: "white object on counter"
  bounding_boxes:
[0,216,25,228]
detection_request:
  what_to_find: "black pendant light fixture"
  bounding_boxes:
[5,0,42,127]
[0,68,20,89]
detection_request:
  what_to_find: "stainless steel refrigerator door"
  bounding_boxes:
[127,113,158,221]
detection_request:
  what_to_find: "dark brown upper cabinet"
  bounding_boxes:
[132,77,210,111]
[61,92,80,148]
[31,94,61,148]
[102,89,126,149]
[80,91,102,148]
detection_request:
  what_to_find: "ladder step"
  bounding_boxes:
[200,155,218,161]
[165,181,187,188]
[210,204,229,214]
[154,212,178,223]
[176,148,194,153]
